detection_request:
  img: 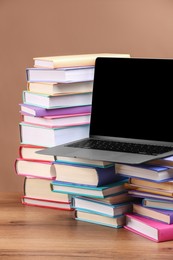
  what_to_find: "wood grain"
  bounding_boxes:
[0,192,173,259]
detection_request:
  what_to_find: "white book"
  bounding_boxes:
[20,123,90,147]
[26,66,95,83]
[23,91,92,109]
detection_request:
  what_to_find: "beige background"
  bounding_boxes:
[0,0,173,192]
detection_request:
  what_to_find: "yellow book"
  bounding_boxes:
[33,53,130,68]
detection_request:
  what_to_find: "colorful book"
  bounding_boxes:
[27,81,93,95]
[19,123,89,147]
[55,156,114,168]
[53,162,120,186]
[23,177,71,203]
[19,144,55,162]
[149,155,173,167]
[15,158,56,179]
[132,203,173,224]
[125,213,173,242]
[21,113,91,128]
[74,209,126,228]
[51,179,128,198]
[33,53,130,68]
[26,66,95,83]
[22,196,72,211]
[142,198,173,211]
[124,182,173,198]
[72,196,132,217]
[128,177,173,191]
[128,189,173,201]
[115,163,173,182]
[23,91,92,109]
[19,103,91,117]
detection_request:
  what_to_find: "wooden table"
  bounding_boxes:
[0,192,173,259]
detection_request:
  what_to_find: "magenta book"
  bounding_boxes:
[19,103,91,117]
[125,213,173,242]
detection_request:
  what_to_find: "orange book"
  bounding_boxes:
[33,53,130,68]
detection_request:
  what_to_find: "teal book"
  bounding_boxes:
[72,196,132,217]
[73,208,126,228]
[51,179,128,198]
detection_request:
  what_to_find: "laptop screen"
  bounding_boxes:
[90,57,173,143]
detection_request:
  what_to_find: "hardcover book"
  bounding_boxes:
[24,177,71,203]
[51,179,128,198]
[125,213,173,242]
[21,113,91,128]
[132,203,173,224]
[22,196,72,211]
[74,209,126,228]
[15,158,56,179]
[26,66,95,83]
[115,163,173,182]
[19,123,90,147]
[72,196,132,217]
[33,53,130,68]
[23,91,92,109]
[19,103,91,117]
[53,162,119,186]
[142,198,173,211]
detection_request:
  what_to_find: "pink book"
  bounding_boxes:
[125,213,173,242]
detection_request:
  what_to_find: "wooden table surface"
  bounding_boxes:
[0,192,173,259]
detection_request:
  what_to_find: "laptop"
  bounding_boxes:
[37,57,173,164]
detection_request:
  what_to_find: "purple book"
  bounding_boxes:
[19,103,91,117]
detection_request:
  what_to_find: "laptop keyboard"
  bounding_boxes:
[67,139,173,156]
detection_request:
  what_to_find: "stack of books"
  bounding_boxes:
[51,156,133,228]
[115,157,173,242]
[16,53,130,210]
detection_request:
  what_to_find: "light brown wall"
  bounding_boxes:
[1,0,173,192]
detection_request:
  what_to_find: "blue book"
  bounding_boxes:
[51,179,128,198]
[142,198,173,212]
[115,163,173,182]
[53,161,125,186]
[133,202,173,224]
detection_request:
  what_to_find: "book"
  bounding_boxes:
[74,209,126,228]
[53,162,120,186]
[26,66,95,83]
[132,203,173,224]
[23,91,92,109]
[124,182,173,198]
[72,196,132,217]
[128,177,173,191]
[19,103,91,117]
[149,155,173,167]
[22,196,72,210]
[127,190,173,201]
[21,113,91,128]
[15,158,56,179]
[33,53,130,68]
[27,81,93,95]
[115,163,173,182]
[24,177,71,203]
[55,156,114,168]
[143,198,173,210]
[51,179,128,198]
[19,144,55,162]
[125,213,173,242]
[19,123,89,147]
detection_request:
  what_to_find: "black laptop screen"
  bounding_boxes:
[90,57,173,142]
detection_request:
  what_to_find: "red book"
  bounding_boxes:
[22,196,73,211]
[125,213,173,242]
[15,158,56,179]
